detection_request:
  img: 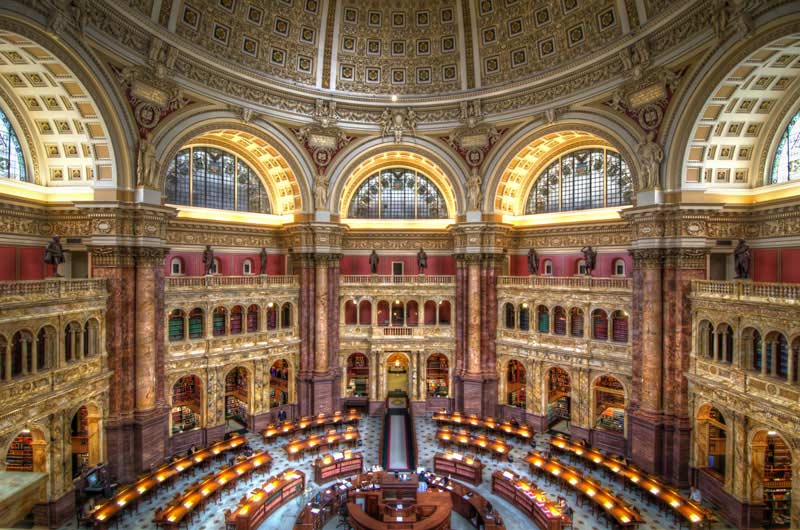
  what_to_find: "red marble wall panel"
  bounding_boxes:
[0,246,46,280]
[508,252,632,277]
[752,249,779,282]
[340,254,455,275]
[163,252,286,276]
[782,248,800,282]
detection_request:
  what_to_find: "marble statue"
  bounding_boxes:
[467,170,482,210]
[202,245,214,276]
[369,250,379,274]
[734,239,751,280]
[417,248,428,273]
[527,248,539,275]
[44,236,65,277]
[259,247,268,275]
[637,131,663,190]
[581,246,597,275]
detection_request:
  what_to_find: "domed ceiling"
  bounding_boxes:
[123,0,677,100]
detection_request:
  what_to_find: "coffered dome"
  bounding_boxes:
[123,0,678,101]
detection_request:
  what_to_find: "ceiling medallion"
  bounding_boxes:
[442,101,504,168]
[293,99,353,173]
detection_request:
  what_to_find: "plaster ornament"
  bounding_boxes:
[380,108,418,143]
[467,169,483,211]
[313,173,329,211]
[136,134,158,188]
[637,130,664,190]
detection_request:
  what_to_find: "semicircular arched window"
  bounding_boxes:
[524,148,632,214]
[0,107,27,181]
[770,110,800,184]
[348,168,448,220]
[165,146,271,213]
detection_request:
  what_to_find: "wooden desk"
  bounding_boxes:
[424,472,504,530]
[225,469,305,530]
[88,435,246,528]
[154,451,272,528]
[263,410,362,442]
[435,427,511,460]
[491,469,562,530]
[524,452,643,527]
[549,435,712,527]
[347,491,451,530]
[432,412,534,441]
[432,452,484,486]
[284,428,360,460]
[313,451,363,484]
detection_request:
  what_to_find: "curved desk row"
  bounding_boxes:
[436,427,511,460]
[263,410,362,442]
[284,428,360,460]
[225,469,305,530]
[432,412,534,441]
[423,472,505,530]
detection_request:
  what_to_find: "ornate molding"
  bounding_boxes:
[630,248,665,269]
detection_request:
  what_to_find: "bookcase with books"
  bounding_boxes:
[764,436,792,528]
[506,360,526,408]
[270,360,289,407]
[346,353,369,397]
[426,353,449,397]
[7,433,33,471]
[593,375,625,433]
[547,368,571,426]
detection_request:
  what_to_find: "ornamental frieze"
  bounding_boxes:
[342,234,453,251]
[513,222,631,249]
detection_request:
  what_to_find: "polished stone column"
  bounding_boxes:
[295,254,315,416]
[315,258,329,373]
[90,246,137,482]
[462,255,483,414]
[453,257,466,410]
[482,256,500,417]
[628,248,665,475]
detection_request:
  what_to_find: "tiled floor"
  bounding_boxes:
[53,415,736,530]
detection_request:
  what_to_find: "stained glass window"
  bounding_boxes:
[524,148,632,214]
[769,110,800,184]
[165,146,271,213]
[0,107,27,181]
[348,168,448,219]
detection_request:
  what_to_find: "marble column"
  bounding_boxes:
[327,256,342,409]
[454,257,466,411]
[133,248,169,473]
[628,248,665,475]
[90,246,137,483]
[315,258,329,373]
[295,254,315,417]
[462,255,483,414]
[482,256,500,417]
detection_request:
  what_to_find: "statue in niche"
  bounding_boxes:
[581,246,597,276]
[259,247,268,275]
[136,133,159,188]
[44,235,65,277]
[734,239,751,280]
[467,169,482,211]
[637,130,663,190]
[314,173,329,210]
[527,248,539,275]
[369,250,379,274]
[417,248,428,274]
[202,245,215,276]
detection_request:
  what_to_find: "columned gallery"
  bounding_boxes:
[0,1,799,529]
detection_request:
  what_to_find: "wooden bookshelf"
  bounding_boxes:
[764,436,792,528]
[7,434,33,472]
[491,469,562,530]
[426,354,449,398]
[347,353,369,397]
[312,451,363,484]
[433,452,484,486]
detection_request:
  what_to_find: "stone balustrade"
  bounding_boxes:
[165,274,298,291]
[340,275,455,285]
[497,275,632,291]
[0,278,107,305]
[340,325,454,340]
[692,279,800,305]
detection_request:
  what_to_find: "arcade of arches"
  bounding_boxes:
[1,1,800,529]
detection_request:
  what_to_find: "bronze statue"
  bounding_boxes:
[202,245,215,275]
[734,239,751,279]
[527,248,539,275]
[369,250,379,274]
[580,246,597,275]
[259,247,268,275]
[44,235,65,277]
[417,248,428,273]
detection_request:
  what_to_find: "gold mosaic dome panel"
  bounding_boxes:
[131,0,675,98]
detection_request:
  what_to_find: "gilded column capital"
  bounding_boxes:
[134,246,169,268]
[629,248,665,270]
[291,252,317,268]
[89,246,136,268]
[315,253,343,266]
[664,247,708,270]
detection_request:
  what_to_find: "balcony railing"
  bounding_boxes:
[0,278,107,304]
[341,325,453,340]
[166,275,298,291]
[498,276,632,291]
[692,280,800,305]
[340,275,455,285]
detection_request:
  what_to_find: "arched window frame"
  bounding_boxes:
[347,167,448,220]
[0,107,28,182]
[613,259,626,276]
[769,109,800,184]
[164,146,272,213]
[543,260,553,276]
[242,259,253,275]
[524,148,632,214]
[170,257,184,276]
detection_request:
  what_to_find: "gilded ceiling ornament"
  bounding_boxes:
[714,0,756,41]
[619,40,651,81]
[604,67,684,134]
[114,63,190,139]
[379,108,417,143]
[442,100,505,168]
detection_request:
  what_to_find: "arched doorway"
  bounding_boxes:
[386,353,409,396]
[71,404,101,478]
[5,428,46,473]
[506,360,526,408]
[269,359,290,408]
[593,375,626,434]
[695,405,727,481]
[751,430,793,528]
[225,367,249,431]
[346,353,369,397]
[546,367,571,430]
[426,354,449,397]
[171,375,202,434]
